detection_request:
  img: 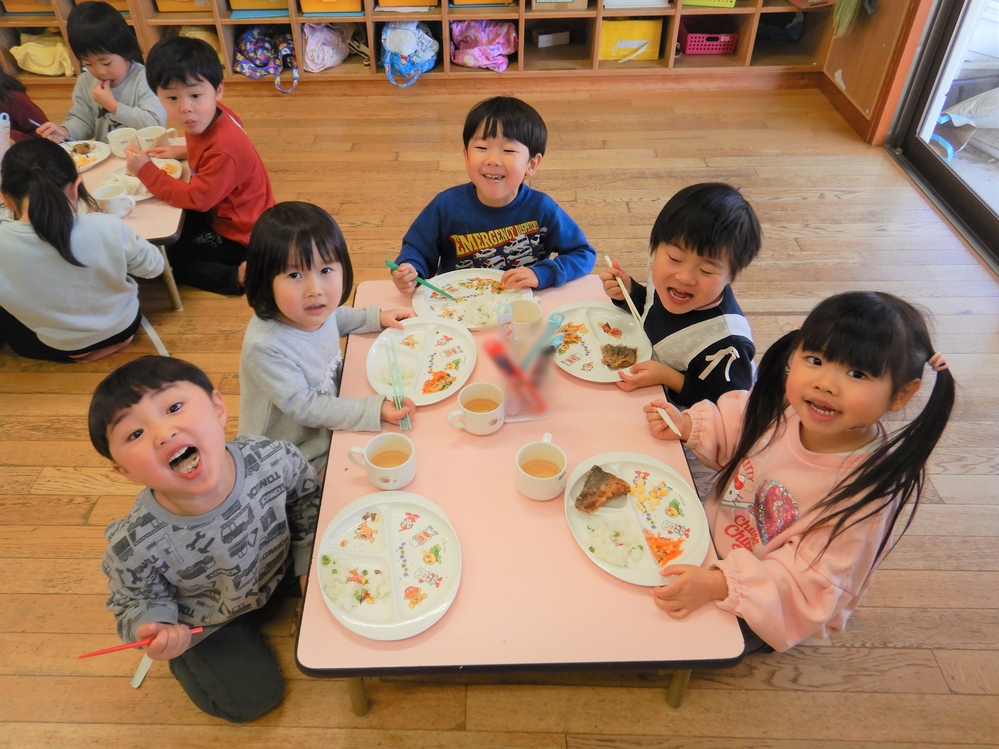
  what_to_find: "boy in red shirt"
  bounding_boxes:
[126,36,274,296]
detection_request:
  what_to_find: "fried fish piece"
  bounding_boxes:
[73,142,93,155]
[574,465,631,513]
[601,344,638,369]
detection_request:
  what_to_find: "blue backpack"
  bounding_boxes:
[381,22,439,88]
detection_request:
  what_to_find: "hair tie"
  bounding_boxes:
[928,353,948,372]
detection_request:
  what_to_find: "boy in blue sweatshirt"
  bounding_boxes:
[391,96,596,292]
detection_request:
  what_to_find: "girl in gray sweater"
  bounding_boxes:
[0,140,163,362]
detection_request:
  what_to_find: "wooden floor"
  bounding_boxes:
[3,83,998,748]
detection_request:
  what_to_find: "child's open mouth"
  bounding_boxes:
[667,287,694,302]
[806,400,839,420]
[483,173,504,181]
[169,446,201,475]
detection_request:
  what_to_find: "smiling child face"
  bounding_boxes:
[650,243,733,314]
[463,122,542,208]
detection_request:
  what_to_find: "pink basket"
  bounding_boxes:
[678,16,739,55]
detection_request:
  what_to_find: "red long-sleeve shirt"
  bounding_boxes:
[4,90,48,143]
[137,103,273,245]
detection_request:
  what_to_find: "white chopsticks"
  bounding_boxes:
[385,344,412,431]
[656,406,683,438]
[604,255,643,329]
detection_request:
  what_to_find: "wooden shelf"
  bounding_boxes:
[0,0,835,83]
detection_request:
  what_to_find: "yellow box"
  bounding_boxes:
[1,0,54,12]
[453,0,510,5]
[229,0,288,9]
[531,0,587,9]
[598,18,661,61]
[299,0,362,11]
[377,0,438,6]
[154,0,213,11]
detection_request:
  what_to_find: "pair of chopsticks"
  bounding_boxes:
[384,260,457,301]
[385,344,412,431]
[78,627,204,659]
[29,118,70,144]
[604,256,643,329]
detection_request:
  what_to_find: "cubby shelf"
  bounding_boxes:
[0,0,833,84]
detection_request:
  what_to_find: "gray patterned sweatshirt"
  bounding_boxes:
[102,436,319,644]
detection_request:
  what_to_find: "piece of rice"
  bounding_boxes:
[584,514,645,568]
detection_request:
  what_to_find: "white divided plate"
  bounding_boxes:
[564,451,710,586]
[62,140,111,172]
[548,301,652,383]
[411,268,533,330]
[317,492,462,641]
[101,159,183,201]
[366,317,476,406]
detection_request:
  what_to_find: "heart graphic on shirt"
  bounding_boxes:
[751,480,799,545]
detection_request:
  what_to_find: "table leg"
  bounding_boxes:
[346,677,370,717]
[158,245,183,311]
[665,669,691,709]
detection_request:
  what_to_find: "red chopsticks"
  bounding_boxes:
[78,627,204,659]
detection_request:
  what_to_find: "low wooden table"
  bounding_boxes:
[81,151,186,311]
[296,276,744,715]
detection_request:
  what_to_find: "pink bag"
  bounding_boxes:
[449,20,517,73]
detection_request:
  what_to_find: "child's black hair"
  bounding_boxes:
[145,36,223,92]
[713,291,955,561]
[650,183,762,278]
[88,356,216,460]
[1,139,97,267]
[0,69,27,108]
[66,1,142,64]
[462,96,547,159]
[245,201,355,320]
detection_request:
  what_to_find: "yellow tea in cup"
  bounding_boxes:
[521,459,561,478]
[464,398,500,413]
[371,450,409,469]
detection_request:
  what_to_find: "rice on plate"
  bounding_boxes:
[319,554,391,611]
[585,514,645,568]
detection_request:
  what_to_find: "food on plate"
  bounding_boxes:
[72,142,93,155]
[319,556,390,611]
[574,465,631,513]
[158,161,181,178]
[601,344,638,370]
[422,369,455,394]
[555,321,588,355]
[376,363,417,389]
[643,531,685,567]
[585,514,646,568]
[103,170,144,195]
[599,321,623,339]
[71,151,98,169]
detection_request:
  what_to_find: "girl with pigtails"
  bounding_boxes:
[645,291,955,653]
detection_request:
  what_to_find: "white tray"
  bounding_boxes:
[564,451,709,586]
[548,301,652,383]
[411,268,533,330]
[317,492,462,641]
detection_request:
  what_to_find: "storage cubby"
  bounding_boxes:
[446,16,518,74]
[0,0,842,84]
[672,11,752,68]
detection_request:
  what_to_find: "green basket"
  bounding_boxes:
[682,0,737,7]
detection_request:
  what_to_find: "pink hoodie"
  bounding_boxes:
[685,391,896,652]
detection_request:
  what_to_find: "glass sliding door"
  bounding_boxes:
[892,0,999,261]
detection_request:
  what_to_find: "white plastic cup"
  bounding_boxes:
[511,299,543,340]
[515,433,567,501]
[447,382,505,436]
[92,184,136,217]
[136,126,178,151]
[348,433,415,490]
[107,127,138,158]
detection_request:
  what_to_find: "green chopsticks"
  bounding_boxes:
[384,260,458,301]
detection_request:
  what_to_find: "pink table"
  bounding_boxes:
[297,277,744,713]
[81,151,186,311]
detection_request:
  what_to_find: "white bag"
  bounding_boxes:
[303,23,354,73]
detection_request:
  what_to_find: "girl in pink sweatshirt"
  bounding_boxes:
[645,291,955,652]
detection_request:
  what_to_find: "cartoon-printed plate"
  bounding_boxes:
[62,140,111,173]
[366,317,476,406]
[547,301,652,384]
[564,452,709,586]
[317,491,462,641]
[411,269,533,330]
[100,159,183,201]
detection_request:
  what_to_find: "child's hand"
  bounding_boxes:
[616,360,671,392]
[381,397,415,425]
[391,263,418,294]
[644,399,691,441]
[124,145,151,176]
[36,122,70,143]
[91,79,118,113]
[651,565,728,619]
[380,308,414,329]
[599,258,631,301]
[500,267,539,290]
[145,144,187,161]
[135,621,193,661]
